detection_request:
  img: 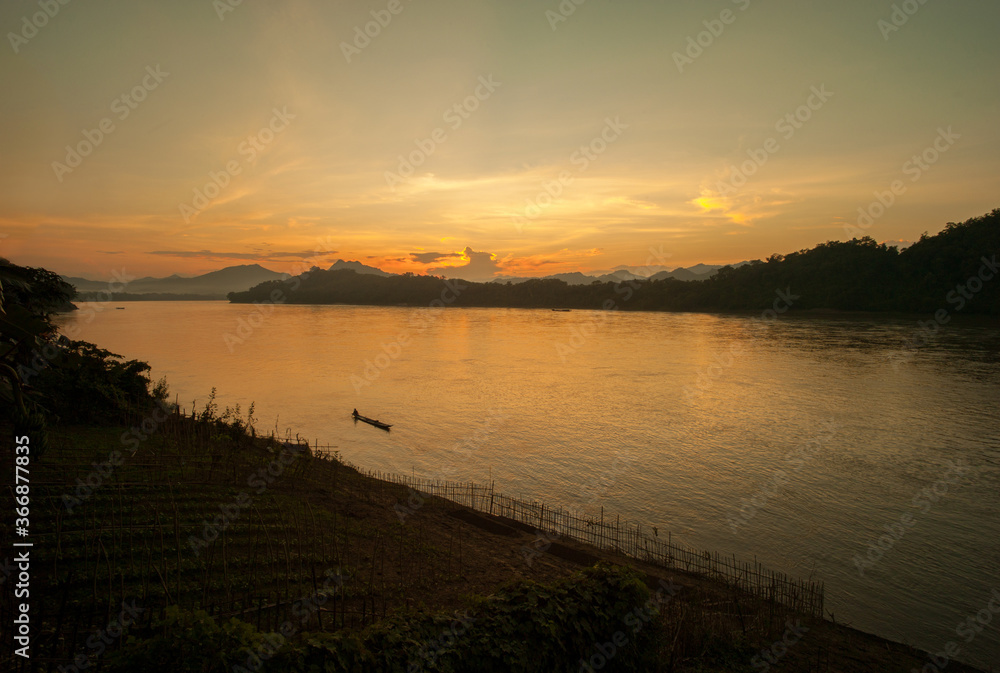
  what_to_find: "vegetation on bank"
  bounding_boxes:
[1,258,167,453]
[105,564,658,673]
[228,210,1000,314]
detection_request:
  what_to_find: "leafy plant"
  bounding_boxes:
[0,258,76,454]
[32,339,161,424]
[104,565,656,673]
[106,606,272,673]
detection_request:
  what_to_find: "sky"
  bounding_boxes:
[1,0,999,281]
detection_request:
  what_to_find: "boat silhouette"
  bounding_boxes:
[352,409,391,431]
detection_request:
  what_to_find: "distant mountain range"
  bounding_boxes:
[64,260,391,299]
[63,257,748,300]
[65,264,285,298]
[490,263,747,285]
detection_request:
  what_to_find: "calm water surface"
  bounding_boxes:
[56,301,1000,668]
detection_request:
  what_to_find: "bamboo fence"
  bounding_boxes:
[361,469,825,619]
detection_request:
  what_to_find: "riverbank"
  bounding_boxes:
[1,413,990,672]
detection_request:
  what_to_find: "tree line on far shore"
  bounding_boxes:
[229,209,1000,315]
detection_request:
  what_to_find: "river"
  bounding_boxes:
[55,301,1000,668]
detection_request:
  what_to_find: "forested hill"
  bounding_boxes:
[228,210,1000,314]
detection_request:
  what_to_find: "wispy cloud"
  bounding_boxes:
[410,251,462,264]
[148,249,336,262]
[692,186,798,228]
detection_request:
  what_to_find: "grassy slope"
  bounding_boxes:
[0,416,989,672]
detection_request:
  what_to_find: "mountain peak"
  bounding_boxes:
[65,263,285,296]
[328,260,393,276]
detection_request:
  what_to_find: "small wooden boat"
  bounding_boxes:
[352,411,391,431]
[551,308,571,312]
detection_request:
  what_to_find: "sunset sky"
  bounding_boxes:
[1,0,998,280]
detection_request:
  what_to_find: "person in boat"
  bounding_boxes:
[352,408,359,417]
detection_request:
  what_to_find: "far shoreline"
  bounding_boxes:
[61,297,1000,327]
